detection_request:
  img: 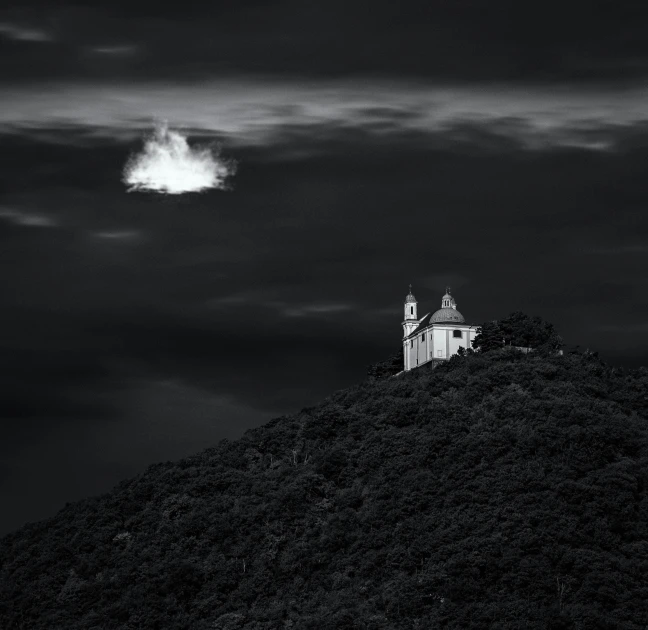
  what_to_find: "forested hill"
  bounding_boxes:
[2,349,648,629]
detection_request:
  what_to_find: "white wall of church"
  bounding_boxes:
[448,327,475,355]
[405,333,429,369]
[404,325,478,370]
[432,328,446,359]
[419,333,428,365]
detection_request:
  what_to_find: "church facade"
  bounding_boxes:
[402,287,478,371]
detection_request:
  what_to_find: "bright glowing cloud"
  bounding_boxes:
[122,122,234,195]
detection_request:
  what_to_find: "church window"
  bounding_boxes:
[422,333,425,341]
[410,307,413,315]
[437,350,442,357]
[410,340,413,348]
[453,330,462,338]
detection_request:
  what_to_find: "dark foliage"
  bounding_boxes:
[473,312,563,354]
[2,349,648,629]
[367,347,404,380]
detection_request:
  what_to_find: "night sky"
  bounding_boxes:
[2,0,648,535]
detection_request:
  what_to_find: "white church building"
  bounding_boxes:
[403,286,478,371]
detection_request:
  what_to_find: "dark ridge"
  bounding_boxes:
[1,348,647,629]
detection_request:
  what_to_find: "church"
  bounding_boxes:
[402,287,478,371]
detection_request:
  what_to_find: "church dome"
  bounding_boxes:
[430,307,466,324]
[405,286,417,303]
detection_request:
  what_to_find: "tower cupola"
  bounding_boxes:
[441,286,457,309]
[430,287,465,323]
[404,284,417,319]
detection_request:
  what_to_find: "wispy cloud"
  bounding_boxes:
[0,207,58,228]
[588,244,648,255]
[282,304,352,318]
[208,292,353,319]
[0,22,52,42]
[91,230,141,241]
[90,45,138,56]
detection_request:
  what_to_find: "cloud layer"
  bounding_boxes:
[1,80,647,154]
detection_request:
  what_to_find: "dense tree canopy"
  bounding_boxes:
[1,348,647,629]
[473,311,563,354]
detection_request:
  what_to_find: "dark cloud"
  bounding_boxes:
[1,0,648,82]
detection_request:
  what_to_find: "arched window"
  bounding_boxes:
[410,306,413,315]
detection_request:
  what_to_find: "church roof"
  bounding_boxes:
[430,307,466,324]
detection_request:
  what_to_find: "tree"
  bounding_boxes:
[473,311,562,354]
[472,320,505,353]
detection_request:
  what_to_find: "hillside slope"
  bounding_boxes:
[1,349,648,629]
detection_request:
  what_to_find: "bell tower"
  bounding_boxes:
[402,284,419,337]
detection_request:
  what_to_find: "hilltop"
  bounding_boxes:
[1,348,647,629]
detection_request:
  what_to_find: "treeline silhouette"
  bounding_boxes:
[1,317,647,629]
